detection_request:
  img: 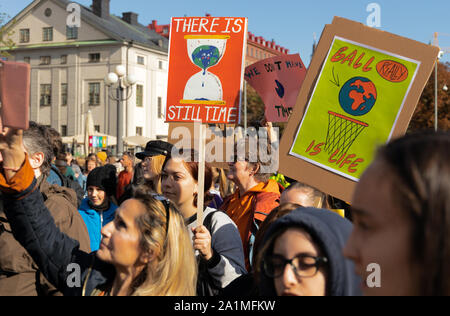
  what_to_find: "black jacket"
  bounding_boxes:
[3,178,114,296]
[257,208,362,296]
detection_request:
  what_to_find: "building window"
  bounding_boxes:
[136,85,143,107]
[61,55,67,64]
[163,27,169,35]
[61,125,67,137]
[43,27,53,41]
[20,29,30,43]
[136,127,143,136]
[40,56,51,65]
[40,84,52,106]
[24,57,31,64]
[158,60,163,70]
[89,53,100,63]
[61,84,68,106]
[157,97,163,118]
[89,83,101,105]
[66,26,78,40]
[250,48,254,57]
[137,56,145,65]
[94,125,100,132]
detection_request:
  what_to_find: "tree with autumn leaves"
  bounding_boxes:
[409,61,450,132]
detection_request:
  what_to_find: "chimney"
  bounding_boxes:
[122,12,138,25]
[92,0,110,19]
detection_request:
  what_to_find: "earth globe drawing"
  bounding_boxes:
[338,77,377,116]
[182,35,229,104]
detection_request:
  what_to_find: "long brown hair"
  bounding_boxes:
[377,131,450,296]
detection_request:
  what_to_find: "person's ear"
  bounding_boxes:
[247,163,260,177]
[193,183,198,196]
[29,152,45,169]
[140,248,158,264]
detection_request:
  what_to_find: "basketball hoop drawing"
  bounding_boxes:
[324,76,376,155]
[324,111,369,155]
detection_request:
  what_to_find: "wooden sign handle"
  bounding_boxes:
[196,123,206,226]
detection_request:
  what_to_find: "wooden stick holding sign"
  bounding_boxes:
[195,122,207,226]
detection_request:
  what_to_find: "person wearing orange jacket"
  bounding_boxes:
[221,141,283,271]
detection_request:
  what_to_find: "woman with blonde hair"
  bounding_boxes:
[0,127,197,296]
[136,141,174,194]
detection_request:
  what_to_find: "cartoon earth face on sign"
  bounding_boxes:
[338,77,377,116]
[192,45,221,74]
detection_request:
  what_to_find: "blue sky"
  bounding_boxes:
[2,0,450,64]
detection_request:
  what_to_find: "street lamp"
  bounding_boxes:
[104,65,137,155]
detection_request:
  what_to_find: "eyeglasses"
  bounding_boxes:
[263,254,328,279]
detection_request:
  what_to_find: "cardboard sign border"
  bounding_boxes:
[165,17,248,125]
[279,17,439,202]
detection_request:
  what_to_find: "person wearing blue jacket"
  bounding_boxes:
[78,165,118,252]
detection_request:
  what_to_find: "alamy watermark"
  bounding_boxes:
[366,3,381,28]
[66,3,81,28]
[366,263,381,288]
[170,122,280,174]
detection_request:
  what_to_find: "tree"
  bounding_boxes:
[409,61,450,131]
[241,85,288,136]
[0,8,15,57]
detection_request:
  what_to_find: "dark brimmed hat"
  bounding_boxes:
[136,140,174,160]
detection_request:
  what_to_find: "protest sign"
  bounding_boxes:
[279,17,440,202]
[0,60,30,130]
[245,54,307,122]
[166,17,248,124]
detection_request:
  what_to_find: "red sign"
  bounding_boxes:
[245,54,307,122]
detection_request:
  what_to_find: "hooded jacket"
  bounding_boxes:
[0,176,91,296]
[257,208,362,296]
[78,198,118,252]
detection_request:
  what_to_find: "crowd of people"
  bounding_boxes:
[0,121,448,296]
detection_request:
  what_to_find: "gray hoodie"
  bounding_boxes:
[186,207,247,291]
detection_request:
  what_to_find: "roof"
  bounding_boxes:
[59,0,169,52]
[6,0,169,53]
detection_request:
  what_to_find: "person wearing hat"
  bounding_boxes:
[78,165,118,252]
[136,140,174,194]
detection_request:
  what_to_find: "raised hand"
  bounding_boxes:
[0,127,23,151]
[0,127,26,180]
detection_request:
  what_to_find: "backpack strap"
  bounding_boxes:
[202,210,218,233]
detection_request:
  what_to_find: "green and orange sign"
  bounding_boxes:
[289,36,420,181]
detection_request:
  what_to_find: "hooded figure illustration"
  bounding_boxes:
[256,208,362,296]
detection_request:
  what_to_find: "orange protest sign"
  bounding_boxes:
[166,17,248,124]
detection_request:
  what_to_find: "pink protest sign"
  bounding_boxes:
[245,54,306,122]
